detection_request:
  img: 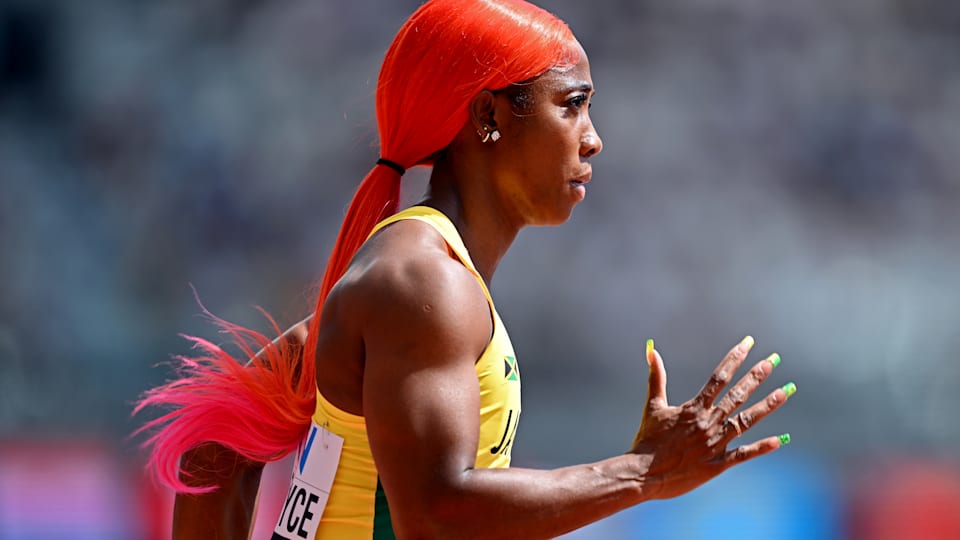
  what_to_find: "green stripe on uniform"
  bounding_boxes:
[373,477,396,539]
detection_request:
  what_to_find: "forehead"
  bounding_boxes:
[531,55,593,95]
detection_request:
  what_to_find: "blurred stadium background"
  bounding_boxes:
[2,0,959,538]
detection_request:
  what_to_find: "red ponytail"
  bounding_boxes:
[136,0,579,493]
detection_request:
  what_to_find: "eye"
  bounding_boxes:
[568,94,590,110]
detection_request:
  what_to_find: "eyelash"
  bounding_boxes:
[568,95,591,110]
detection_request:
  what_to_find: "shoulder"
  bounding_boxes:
[333,219,492,358]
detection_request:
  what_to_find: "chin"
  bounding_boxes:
[538,205,578,227]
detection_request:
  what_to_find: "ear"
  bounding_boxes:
[468,90,498,136]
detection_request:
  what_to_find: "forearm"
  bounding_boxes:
[171,317,309,538]
[173,443,265,540]
[399,453,658,539]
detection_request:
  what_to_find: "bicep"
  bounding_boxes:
[243,315,312,367]
[359,263,492,530]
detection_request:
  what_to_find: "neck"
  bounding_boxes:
[417,154,522,285]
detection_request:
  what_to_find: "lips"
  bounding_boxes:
[570,170,592,186]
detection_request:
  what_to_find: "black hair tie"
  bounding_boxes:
[376,158,406,176]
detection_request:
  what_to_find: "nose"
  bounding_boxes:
[580,127,603,159]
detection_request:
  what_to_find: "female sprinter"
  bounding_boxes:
[136,0,795,538]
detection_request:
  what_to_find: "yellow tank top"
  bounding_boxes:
[304,206,521,539]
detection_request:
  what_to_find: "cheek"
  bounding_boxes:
[514,117,572,158]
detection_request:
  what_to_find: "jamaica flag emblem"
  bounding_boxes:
[503,355,520,382]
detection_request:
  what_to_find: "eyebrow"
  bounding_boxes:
[564,82,595,95]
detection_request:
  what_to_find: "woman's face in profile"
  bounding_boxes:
[489,45,603,226]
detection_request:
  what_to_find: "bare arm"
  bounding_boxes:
[358,254,792,539]
[172,316,311,540]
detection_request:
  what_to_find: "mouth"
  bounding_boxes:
[570,171,592,188]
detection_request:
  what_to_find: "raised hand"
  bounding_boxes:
[630,337,795,500]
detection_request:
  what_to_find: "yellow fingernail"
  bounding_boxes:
[740,335,755,351]
[646,339,654,357]
[781,382,797,398]
[767,353,781,369]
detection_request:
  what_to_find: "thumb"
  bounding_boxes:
[646,339,668,407]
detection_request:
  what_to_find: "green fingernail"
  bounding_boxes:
[767,353,781,369]
[781,382,797,398]
[778,433,792,446]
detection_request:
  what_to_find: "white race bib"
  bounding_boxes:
[272,421,344,540]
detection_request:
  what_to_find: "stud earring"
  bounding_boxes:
[481,127,501,143]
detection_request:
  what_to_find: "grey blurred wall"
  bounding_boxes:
[1,0,958,482]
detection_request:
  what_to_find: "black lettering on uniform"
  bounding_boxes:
[490,409,514,454]
[286,488,307,533]
[277,482,298,528]
[298,492,320,538]
[502,410,520,454]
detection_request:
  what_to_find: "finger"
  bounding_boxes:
[694,335,755,408]
[711,353,780,422]
[645,339,668,407]
[720,381,796,444]
[720,433,791,469]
